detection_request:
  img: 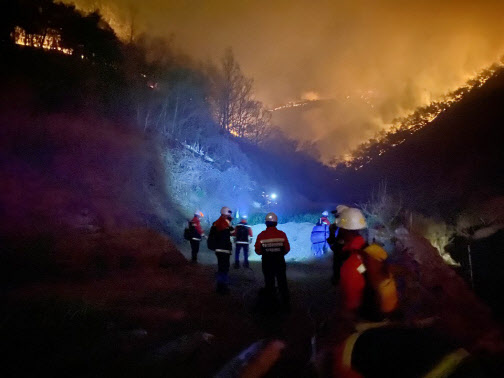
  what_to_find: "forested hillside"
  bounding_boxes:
[331,65,504,220]
[0,0,336,258]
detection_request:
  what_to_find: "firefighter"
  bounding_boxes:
[320,210,331,225]
[327,205,349,285]
[338,208,399,319]
[189,211,205,263]
[338,207,368,313]
[255,212,291,310]
[208,206,234,294]
[311,211,331,257]
[232,216,253,268]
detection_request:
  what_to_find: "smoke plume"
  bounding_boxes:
[66,0,504,161]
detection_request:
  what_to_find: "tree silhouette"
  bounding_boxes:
[207,48,270,141]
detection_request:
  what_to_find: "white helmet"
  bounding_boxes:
[337,208,367,230]
[336,205,349,215]
[265,212,278,223]
[322,210,329,217]
[195,211,204,218]
[220,206,233,216]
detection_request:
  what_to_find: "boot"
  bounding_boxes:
[234,261,240,269]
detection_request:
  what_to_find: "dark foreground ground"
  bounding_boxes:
[1,245,340,378]
[2,238,504,377]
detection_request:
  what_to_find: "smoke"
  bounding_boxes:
[65,0,504,161]
[301,91,320,101]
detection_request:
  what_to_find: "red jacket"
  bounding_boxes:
[214,215,231,231]
[255,226,290,255]
[340,235,367,311]
[190,216,204,237]
[320,216,331,225]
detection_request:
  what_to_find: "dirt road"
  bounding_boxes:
[2,245,342,377]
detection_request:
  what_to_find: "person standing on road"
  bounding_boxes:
[232,216,253,269]
[338,207,368,313]
[320,210,331,226]
[189,211,205,263]
[338,208,399,319]
[311,211,331,257]
[327,205,349,285]
[255,212,291,310]
[208,206,234,294]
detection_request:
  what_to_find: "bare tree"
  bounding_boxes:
[208,48,271,142]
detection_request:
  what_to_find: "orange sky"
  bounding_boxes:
[66,0,504,161]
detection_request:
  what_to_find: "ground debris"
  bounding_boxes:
[149,331,214,362]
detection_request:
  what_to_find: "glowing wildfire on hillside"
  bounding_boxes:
[12,26,73,55]
[337,60,504,170]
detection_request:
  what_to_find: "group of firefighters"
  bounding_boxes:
[187,207,290,306]
[186,205,398,318]
[186,207,486,377]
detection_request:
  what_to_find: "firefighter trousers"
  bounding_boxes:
[216,252,230,292]
[262,255,289,304]
[190,240,200,261]
[235,244,249,266]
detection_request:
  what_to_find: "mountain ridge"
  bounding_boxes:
[335,66,504,218]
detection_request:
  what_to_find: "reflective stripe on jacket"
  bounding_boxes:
[255,227,290,255]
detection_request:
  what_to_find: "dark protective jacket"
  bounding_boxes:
[255,226,290,256]
[232,223,253,244]
[211,215,233,254]
[327,223,341,249]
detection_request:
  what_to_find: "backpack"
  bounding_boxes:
[184,221,195,241]
[236,225,249,242]
[207,225,218,251]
